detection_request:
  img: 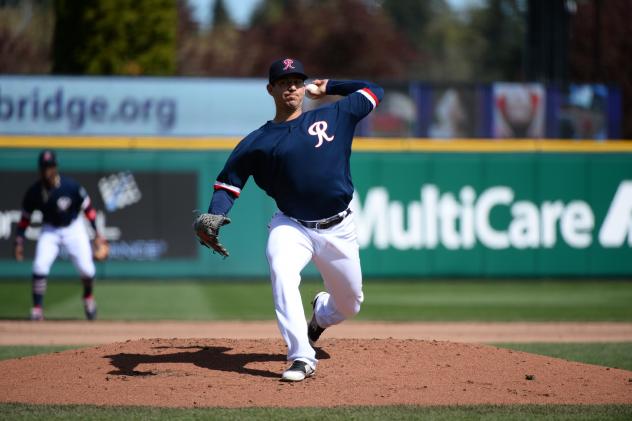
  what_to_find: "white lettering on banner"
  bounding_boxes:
[439,192,460,249]
[541,201,564,247]
[0,210,21,239]
[1,209,121,241]
[389,201,422,250]
[422,185,439,248]
[599,181,632,247]
[350,182,628,250]
[460,187,476,248]
[509,201,539,249]
[562,201,594,248]
[475,187,512,249]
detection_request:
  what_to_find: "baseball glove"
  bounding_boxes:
[193,213,231,258]
[92,236,110,261]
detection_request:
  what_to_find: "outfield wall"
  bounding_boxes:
[1,137,631,278]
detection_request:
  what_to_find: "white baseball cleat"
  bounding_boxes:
[30,306,44,321]
[281,360,315,382]
[83,296,97,321]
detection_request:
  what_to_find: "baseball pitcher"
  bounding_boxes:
[194,58,383,381]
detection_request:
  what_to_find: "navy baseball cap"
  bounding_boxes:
[38,149,57,168]
[268,58,308,84]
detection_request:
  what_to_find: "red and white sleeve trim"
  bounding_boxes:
[358,88,379,109]
[214,181,241,197]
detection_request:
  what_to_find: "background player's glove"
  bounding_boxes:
[92,235,110,261]
[193,213,231,258]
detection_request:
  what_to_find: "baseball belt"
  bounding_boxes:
[295,208,352,230]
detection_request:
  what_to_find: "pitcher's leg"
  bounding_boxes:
[312,218,363,328]
[266,215,316,368]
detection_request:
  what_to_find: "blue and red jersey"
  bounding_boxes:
[16,175,97,237]
[209,80,383,221]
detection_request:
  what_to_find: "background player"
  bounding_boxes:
[195,58,383,381]
[13,150,107,321]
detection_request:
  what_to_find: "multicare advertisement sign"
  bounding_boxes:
[349,152,632,276]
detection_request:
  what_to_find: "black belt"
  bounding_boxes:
[295,209,352,230]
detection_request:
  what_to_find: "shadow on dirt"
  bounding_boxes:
[105,345,330,379]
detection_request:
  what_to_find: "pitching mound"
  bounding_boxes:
[1,338,631,407]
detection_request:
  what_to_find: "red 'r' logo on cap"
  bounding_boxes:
[282,59,295,70]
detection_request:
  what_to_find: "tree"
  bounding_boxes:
[0,0,53,73]
[240,0,417,79]
[52,0,176,75]
[249,0,292,27]
[467,0,527,81]
[211,0,231,29]
[176,0,202,74]
[198,0,240,76]
[381,0,436,43]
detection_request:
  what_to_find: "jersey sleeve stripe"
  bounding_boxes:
[17,215,30,230]
[85,208,97,221]
[358,88,379,109]
[213,181,241,197]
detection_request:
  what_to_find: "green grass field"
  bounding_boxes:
[2,403,632,421]
[1,279,631,419]
[1,279,631,321]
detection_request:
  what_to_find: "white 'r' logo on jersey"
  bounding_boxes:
[308,121,335,148]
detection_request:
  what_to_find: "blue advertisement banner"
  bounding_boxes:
[0,76,273,136]
[0,77,622,140]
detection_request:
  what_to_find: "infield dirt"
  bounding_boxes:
[1,336,631,407]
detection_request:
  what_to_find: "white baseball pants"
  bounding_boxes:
[266,211,363,369]
[33,217,95,279]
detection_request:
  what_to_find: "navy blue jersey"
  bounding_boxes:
[21,175,91,227]
[210,80,383,221]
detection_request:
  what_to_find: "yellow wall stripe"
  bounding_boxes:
[1,136,631,153]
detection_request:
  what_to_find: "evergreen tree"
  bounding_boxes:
[249,0,292,26]
[211,0,232,29]
[468,0,526,81]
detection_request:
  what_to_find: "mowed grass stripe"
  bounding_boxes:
[493,342,632,371]
[0,403,631,420]
[0,280,631,321]
[362,280,632,321]
[0,281,218,320]
[96,281,217,320]
[0,345,79,361]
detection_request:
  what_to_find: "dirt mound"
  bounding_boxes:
[1,338,631,408]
